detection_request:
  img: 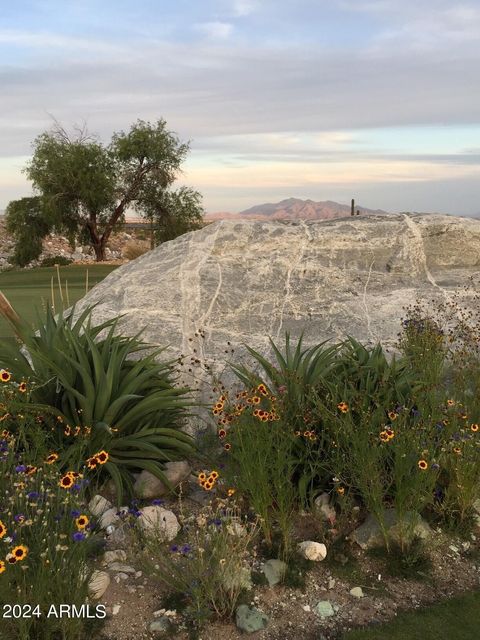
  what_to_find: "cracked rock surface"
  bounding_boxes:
[76,213,480,423]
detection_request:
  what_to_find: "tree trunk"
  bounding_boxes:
[85,216,106,262]
[92,239,106,261]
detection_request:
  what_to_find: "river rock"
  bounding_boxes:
[298,541,327,562]
[88,495,112,518]
[74,214,480,429]
[262,559,287,586]
[133,462,191,499]
[351,509,431,549]
[236,605,269,633]
[137,506,180,541]
[88,570,110,599]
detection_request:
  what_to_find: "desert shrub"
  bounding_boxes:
[138,504,257,633]
[0,414,100,640]
[215,385,296,556]
[0,303,196,504]
[40,255,73,267]
[399,298,480,528]
[122,240,150,260]
[229,334,338,505]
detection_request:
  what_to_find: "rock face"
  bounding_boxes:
[76,214,480,419]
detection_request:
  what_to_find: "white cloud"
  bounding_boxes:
[232,0,257,17]
[194,21,234,40]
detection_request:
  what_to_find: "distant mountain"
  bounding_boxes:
[206,198,388,221]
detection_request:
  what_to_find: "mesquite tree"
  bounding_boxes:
[9,119,204,262]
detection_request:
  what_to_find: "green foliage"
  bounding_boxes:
[9,119,203,262]
[142,185,205,244]
[40,255,73,267]
[5,197,51,267]
[139,505,258,633]
[341,591,480,640]
[224,390,297,557]
[0,304,196,503]
[0,417,99,640]
[230,333,338,505]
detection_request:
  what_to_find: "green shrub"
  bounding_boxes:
[0,303,196,503]
[40,255,73,267]
[138,504,258,633]
[0,416,100,640]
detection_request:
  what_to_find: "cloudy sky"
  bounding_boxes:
[1,0,480,215]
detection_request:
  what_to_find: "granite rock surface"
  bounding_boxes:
[76,214,480,424]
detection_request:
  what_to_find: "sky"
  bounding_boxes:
[1,0,480,215]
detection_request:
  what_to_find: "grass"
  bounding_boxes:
[342,590,480,640]
[0,264,118,337]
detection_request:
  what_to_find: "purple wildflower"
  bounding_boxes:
[73,532,86,542]
[15,465,26,473]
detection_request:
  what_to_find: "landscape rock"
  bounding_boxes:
[74,214,480,427]
[107,563,136,573]
[88,495,112,518]
[314,493,336,523]
[133,462,191,499]
[314,601,335,618]
[350,587,364,598]
[236,605,269,633]
[88,571,110,600]
[103,550,127,564]
[351,509,431,549]
[149,617,173,634]
[298,541,327,562]
[262,559,287,587]
[99,507,120,530]
[137,506,180,541]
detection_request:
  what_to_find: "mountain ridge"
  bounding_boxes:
[205,198,388,221]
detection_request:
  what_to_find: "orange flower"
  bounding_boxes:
[379,431,389,442]
[387,411,398,421]
[218,429,227,439]
[18,382,27,393]
[75,515,89,530]
[0,520,6,539]
[11,545,28,561]
[470,423,479,433]
[418,460,428,470]
[95,451,109,465]
[257,384,268,396]
[0,369,11,383]
[45,453,59,464]
[59,474,74,489]
[337,486,345,496]
[86,457,97,470]
[227,488,236,497]
[0,560,5,574]
[337,402,349,413]
[223,443,231,451]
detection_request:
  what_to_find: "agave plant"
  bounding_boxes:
[0,298,196,503]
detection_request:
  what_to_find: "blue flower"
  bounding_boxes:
[180,544,192,555]
[15,465,26,473]
[73,532,86,542]
[152,499,164,506]
[170,545,179,553]
[71,510,81,518]
[27,491,40,500]
[14,514,25,523]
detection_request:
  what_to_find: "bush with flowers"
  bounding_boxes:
[0,407,102,640]
[135,501,258,634]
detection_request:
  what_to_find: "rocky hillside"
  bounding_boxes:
[205,198,388,221]
[0,217,149,269]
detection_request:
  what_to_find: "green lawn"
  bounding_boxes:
[0,264,118,337]
[342,590,480,640]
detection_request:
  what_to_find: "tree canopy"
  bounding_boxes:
[7,119,205,263]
